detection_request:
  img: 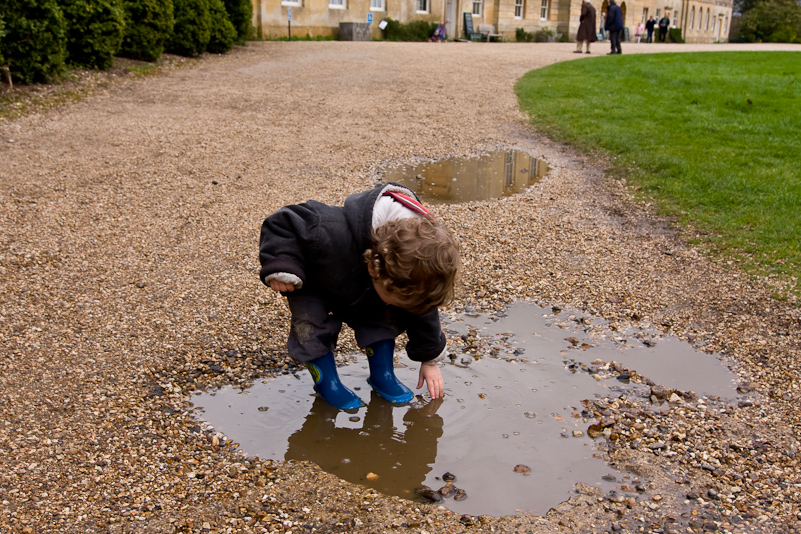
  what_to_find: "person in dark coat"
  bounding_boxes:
[604,0,623,54]
[259,183,460,410]
[658,14,670,42]
[645,16,656,43]
[574,0,597,54]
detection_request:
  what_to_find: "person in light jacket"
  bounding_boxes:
[635,21,645,43]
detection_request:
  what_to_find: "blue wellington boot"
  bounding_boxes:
[306,352,363,410]
[366,339,414,404]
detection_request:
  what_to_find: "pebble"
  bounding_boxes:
[513,465,532,476]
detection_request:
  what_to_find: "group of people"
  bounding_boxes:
[575,0,672,55]
[641,14,672,43]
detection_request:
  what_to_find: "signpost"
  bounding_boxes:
[367,13,373,24]
[288,7,292,41]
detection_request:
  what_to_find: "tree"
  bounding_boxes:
[736,0,801,42]
[168,0,211,57]
[61,0,127,69]
[222,0,252,42]
[0,14,6,68]
[207,0,237,53]
[119,0,174,62]
[0,0,67,83]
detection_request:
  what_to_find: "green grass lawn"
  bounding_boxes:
[515,51,801,296]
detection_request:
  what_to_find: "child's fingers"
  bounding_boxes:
[418,365,444,398]
[428,377,444,399]
[269,279,295,292]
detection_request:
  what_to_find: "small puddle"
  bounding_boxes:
[380,150,549,204]
[192,302,743,517]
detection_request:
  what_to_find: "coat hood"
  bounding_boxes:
[343,182,422,252]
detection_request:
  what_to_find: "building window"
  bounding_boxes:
[329,0,345,8]
[642,8,647,24]
[689,7,694,29]
[282,0,301,5]
[673,10,678,24]
[515,0,525,19]
[656,8,660,18]
[370,0,384,9]
[472,0,482,15]
[418,0,429,12]
[540,0,548,20]
[723,16,728,34]
[705,8,710,30]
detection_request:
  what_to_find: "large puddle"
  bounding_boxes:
[191,302,742,517]
[380,150,549,204]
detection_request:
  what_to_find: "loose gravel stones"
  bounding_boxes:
[2,41,800,534]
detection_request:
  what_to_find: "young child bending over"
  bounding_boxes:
[259,183,460,410]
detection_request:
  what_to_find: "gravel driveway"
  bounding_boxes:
[1,41,800,534]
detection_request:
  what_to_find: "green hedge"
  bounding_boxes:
[668,27,684,43]
[207,0,236,53]
[0,0,67,83]
[119,0,174,61]
[61,0,126,69]
[222,0,252,42]
[516,27,535,42]
[168,0,210,56]
[382,18,439,41]
[0,15,6,67]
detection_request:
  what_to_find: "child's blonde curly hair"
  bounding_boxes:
[363,216,460,315]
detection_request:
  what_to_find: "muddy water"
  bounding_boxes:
[380,150,549,204]
[192,301,741,517]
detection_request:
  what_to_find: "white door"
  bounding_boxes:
[446,0,457,39]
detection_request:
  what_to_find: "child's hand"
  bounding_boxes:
[269,279,296,292]
[417,363,444,399]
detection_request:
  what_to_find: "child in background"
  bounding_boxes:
[259,183,460,410]
[430,23,447,42]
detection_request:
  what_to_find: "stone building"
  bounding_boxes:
[250,0,732,43]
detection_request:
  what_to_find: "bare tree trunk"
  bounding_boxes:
[0,66,12,91]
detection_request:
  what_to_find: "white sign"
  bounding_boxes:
[378,20,388,30]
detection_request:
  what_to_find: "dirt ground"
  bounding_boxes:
[1,41,800,534]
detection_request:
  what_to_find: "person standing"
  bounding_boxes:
[575,0,597,54]
[605,0,623,54]
[645,16,656,42]
[635,21,645,43]
[658,13,670,42]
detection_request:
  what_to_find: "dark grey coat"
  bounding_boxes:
[259,184,446,363]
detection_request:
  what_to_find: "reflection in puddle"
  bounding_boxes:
[192,302,743,517]
[380,150,549,204]
[288,393,444,500]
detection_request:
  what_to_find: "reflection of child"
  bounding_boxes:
[259,183,460,410]
[286,394,444,494]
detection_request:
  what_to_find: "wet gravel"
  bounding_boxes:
[2,41,801,534]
